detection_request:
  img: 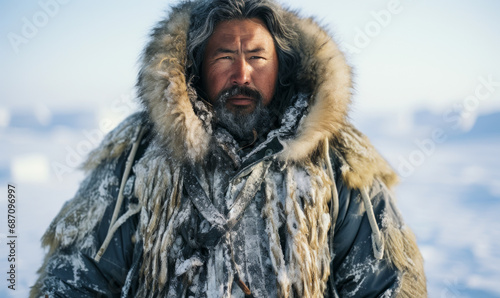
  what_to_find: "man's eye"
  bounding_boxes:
[217,56,231,60]
[250,56,265,60]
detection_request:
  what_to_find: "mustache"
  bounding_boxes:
[215,86,264,103]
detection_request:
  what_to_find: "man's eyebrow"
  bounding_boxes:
[246,47,266,53]
[214,48,237,55]
[213,47,267,55]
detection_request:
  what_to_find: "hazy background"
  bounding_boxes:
[1,0,499,297]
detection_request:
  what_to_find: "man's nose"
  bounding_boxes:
[231,58,251,86]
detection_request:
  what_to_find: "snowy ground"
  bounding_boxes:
[0,110,499,297]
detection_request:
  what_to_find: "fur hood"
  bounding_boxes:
[135,0,397,190]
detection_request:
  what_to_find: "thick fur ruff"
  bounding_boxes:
[137,3,210,164]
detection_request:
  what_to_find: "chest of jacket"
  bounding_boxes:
[132,137,334,296]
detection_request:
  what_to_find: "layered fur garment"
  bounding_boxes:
[32,0,426,297]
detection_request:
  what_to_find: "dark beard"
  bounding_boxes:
[213,86,272,141]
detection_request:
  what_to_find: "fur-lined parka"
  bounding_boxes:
[31,1,426,297]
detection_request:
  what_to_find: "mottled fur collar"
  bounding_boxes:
[135,0,397,189]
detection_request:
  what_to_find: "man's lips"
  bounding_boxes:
[227,96,256,106]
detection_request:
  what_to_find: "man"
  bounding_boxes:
[31,0,426,297]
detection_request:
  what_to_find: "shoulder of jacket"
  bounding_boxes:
[330,123,399,190]
[41,113,148,253]
[82,112,148,172]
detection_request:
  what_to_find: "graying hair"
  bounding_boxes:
[187,0,300,119]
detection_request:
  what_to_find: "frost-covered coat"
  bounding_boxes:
[31,1,426,297]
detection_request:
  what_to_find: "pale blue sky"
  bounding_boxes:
[1,0,499,115]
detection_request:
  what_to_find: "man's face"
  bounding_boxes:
[202,18,279,115]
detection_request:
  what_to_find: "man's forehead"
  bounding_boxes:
[207,18,274,49]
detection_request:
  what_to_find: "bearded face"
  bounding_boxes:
[201,19,278,139]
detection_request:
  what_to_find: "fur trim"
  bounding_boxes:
[137,2,211,164]
[280,15,351,164]
[136,0,397,189]
[132,143,185,295]
[332,124,398,190]
[82,113,144,171]
[382,220,427,297]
